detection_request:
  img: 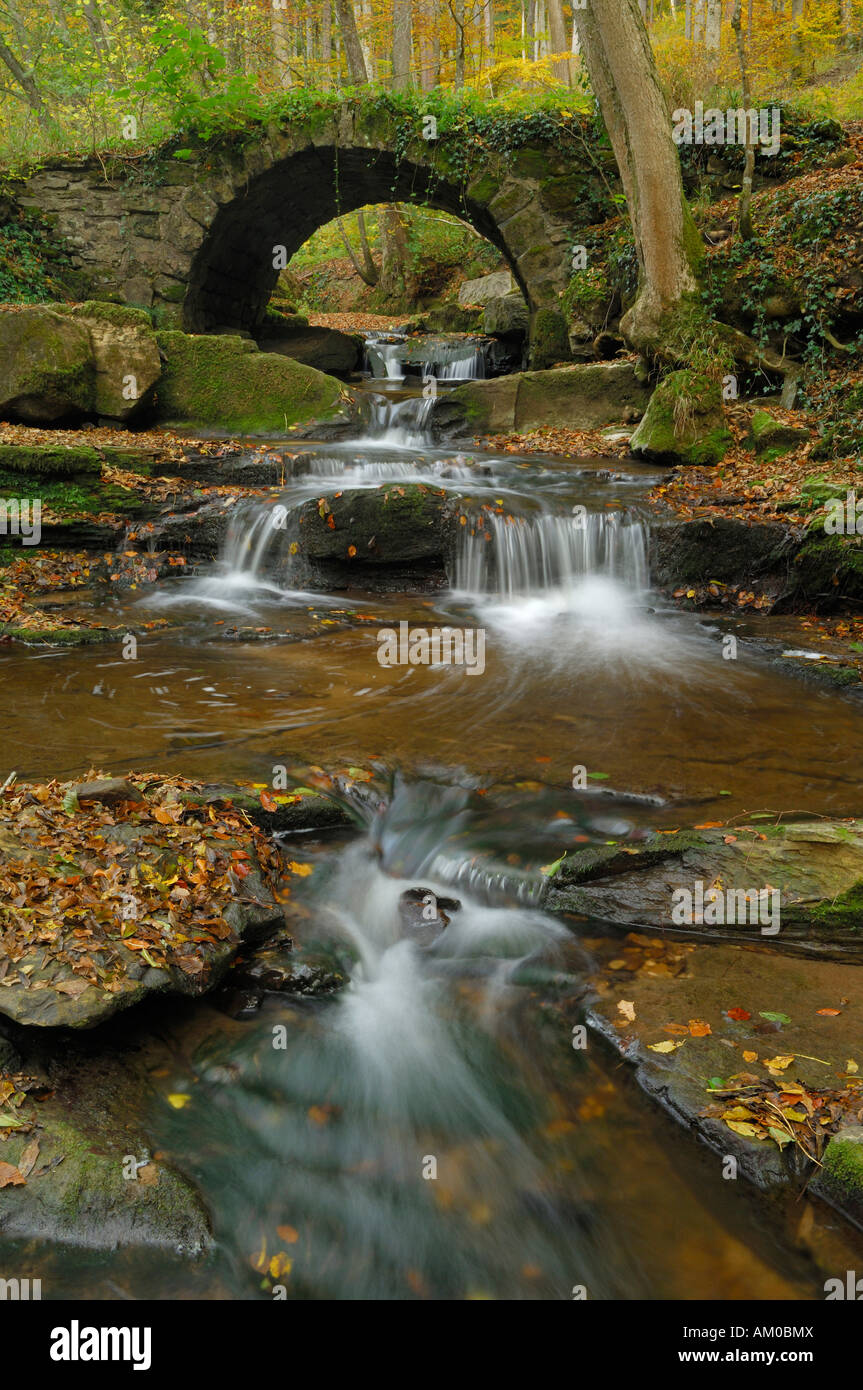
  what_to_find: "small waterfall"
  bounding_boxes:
[365,336,407,381]
[364,332,487,383]
[451,510,650,597]
[367,393,436,448]
[219,499,301,584]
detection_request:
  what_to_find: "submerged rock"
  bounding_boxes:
[398,887,461,948]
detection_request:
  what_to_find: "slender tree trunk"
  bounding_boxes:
[547,0,572,84]
[271,5,293,87]
[338,214,379,285]
[573,0,700,352]
[453,0,466,87]
[731,0,756,240]
[393,0,412,88]
[320,0,333,86]
[334,0,369,81]
[705,0,722,54]
[0,34,56,132]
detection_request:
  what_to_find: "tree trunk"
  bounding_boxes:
[573,0,700,353]
[320,0,333,86]
[731,0,756,240]
[393,0,413,89]
[0,35,56,132]
[705,0,722,54]
[334,0,369,82]
[338,214,379,285]
[547,0,572,84]
[379,205,416,304]
[453,0,466,87]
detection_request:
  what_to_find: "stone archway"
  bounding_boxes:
[12,100,614,351]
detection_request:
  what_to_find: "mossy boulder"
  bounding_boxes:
[0,443,101,478]
[153,331,355,434]
[652,516,794,589]
[813,1126,863,1228]
[629,369,732,466]
[53,301,161,422]
[749,410,808,459]
[433,362,649,437]
[529,307,572,370]
[0,306,94,425]
[256,324,362,377]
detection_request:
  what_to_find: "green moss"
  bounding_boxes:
[793,530,863,608]
[0,443,101,477]
[530,307,571,370]
[3,625,116,645]
[52,300,153,329]
[154,331,350,432]
[630,369,732,466]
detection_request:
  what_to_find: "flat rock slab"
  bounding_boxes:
[584,931,863,1219]
[0,776,285,1028]
[545,820,863,960]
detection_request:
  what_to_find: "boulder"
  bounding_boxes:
[749,409,808,458]
[530,307,572,369]
[629,369,732,466]
[257,325,362,377]
[292,483,454,589]
[545,818,863,960]
[153,331,357,434]
[458,270,515,306]
[0,306,93,424]
[483,293,529,339]
[433,362,650,437]
[54,301,161,422]
[652,517,795,590]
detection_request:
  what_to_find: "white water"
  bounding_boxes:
[452,509,650,598]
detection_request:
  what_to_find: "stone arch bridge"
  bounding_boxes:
[9,100,614,345]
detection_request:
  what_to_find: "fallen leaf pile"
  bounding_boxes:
[0,772,282,996]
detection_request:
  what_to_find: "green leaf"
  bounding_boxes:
[62,787,80,816]
[707,1077,725,1090]
[586,771,609,781]
[759,1011,791,1024]
[540,852,566,877]
[768,1126,793,1149]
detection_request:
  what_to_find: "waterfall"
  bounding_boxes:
[451,510,650,597]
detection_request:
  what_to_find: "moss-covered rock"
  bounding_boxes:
[0,443,101,477]
[529,307,572,370]
[545,818,863,960]
[53,301,161,422]
[629,369,732,466]
[433,362,649,436]
[652,516,795,588]
[153,331,355,434]
[749,410,808,458]
[296,483,451,566]
[813,1126,863,1228]
[483,293,529,339]
[0,306,94,425]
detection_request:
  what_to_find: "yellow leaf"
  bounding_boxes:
[167,1093,190,1109]
[617,999,636,1021]
[725,1120,764,1139]
[647,1040,683,1053]
[743,1050,758,1063]
[847,1058,859,1074]
[286,861,314,877]
[764,1055,794,1072]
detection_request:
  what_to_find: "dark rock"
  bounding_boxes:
[72,778,143,807]
[398,887,461,948]
[258,325,362,377]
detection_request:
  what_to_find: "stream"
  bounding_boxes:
[3,336,863,1300]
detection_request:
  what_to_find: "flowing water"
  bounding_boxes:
[3,350,863,1300]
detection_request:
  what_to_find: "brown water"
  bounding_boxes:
[2,415,862,1301]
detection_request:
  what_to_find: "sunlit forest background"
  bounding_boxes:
[0,0,861,164]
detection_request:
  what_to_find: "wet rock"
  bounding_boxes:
[545,819,863,961]
[0,1050,211,1254]
[652,516,796,592]
[72,778,143,807]
[292,483,455,590]
[483,292,529,339]
[178,784,354,834]
[398,887,460,948]
[233,946,347,995]
[432,362,651,437]
[584,935,862,1207]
